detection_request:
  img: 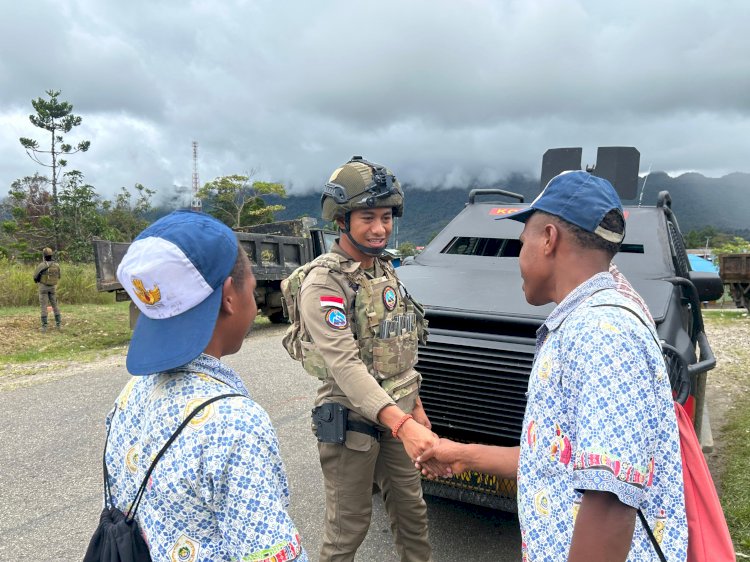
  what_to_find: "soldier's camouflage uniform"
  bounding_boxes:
[34,256,61,330]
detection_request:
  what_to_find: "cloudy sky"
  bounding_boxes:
[1,0,748,203]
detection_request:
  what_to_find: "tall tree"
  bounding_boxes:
[19,90,91,249]
[198,173,286,228]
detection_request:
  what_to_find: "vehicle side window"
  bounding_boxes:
[441,237,521,257]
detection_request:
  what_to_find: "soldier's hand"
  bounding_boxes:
[415,438,466,479]
[398,421,450,476]
[411,400,432,430]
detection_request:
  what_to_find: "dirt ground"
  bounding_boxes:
[702,310,750,491]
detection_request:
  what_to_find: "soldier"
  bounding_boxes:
[282,156,441,562]
[33,247,61,332]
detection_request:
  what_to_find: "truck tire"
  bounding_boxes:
[267,310,289,324]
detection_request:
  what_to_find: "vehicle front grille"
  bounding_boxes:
[417,326,536,446]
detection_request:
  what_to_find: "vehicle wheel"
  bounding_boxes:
[267,310,288,324]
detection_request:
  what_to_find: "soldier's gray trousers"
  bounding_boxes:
[318,431,432,562]
[38,284,60,321]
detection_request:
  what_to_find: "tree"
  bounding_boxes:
[103,183,155,242]
[397,241,417,257]
[19,90,91,248]
[682,226,740,250]
[198,174,286,228]
[56,171,111,262]
[1,173,53,260]
[713,237,750,256]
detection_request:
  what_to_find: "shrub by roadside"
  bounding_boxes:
[0,259,112,306]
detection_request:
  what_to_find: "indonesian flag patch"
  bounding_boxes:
[320,295,345,310]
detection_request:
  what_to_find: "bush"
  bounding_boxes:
[0,259,113,306]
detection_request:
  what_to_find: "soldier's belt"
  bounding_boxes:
[312,403,381,443]
[346,419,381,440]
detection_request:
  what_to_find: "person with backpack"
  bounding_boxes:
[417,171,691,561]
[33,246,61,332]
[87,211,308,562]
[281,156,443,562]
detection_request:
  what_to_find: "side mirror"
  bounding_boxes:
[689,271,724,302]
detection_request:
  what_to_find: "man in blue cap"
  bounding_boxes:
[102,210,308,561]
[417,171,687,561]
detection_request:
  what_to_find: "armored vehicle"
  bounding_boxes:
[94,217,337,327]
[398,147,724,511]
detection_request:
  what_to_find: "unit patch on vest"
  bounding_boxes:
[382,286,397,311]
[325,308,348,330]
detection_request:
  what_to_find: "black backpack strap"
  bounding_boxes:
[102,417,114,508]
[592,304,668,561]
[127,392,244,520]
[638,508,667,561]
[101,392,243,520]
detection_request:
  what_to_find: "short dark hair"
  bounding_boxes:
[538,210,624,259]
[230,247,251,289]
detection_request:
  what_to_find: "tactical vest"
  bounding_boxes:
[40,261,61,285]
[281,253,428,403]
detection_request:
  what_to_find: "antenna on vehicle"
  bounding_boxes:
[637,163,653,207]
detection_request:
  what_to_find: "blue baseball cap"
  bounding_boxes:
[497,170,625,243]
[116,210,239,375]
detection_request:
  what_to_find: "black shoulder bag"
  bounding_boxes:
[83,393,243,562]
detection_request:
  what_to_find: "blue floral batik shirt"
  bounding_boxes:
[517,273,687,561]
[105,354,308,562]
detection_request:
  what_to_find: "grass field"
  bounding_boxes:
[0,301,272,367]
[0,301,132,365]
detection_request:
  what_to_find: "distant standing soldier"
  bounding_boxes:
[282,156,443,562]
[33,247,61,332]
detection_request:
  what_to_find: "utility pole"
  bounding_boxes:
[191,140,202,212]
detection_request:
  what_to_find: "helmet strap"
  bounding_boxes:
[341,213,384,257]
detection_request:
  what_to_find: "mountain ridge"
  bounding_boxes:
[271,171,750,246]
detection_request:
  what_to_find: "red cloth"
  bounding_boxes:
[674,402,735,561]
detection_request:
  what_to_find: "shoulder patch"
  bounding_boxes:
[325,308,348,330]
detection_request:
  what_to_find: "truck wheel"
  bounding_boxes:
[267,310,288,324]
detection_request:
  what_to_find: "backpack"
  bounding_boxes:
[43,262,61,285]
[594,303,734,561]
[83,393,242,562]
[280,254,350,363]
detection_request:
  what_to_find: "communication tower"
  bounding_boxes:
[191,140,202,212]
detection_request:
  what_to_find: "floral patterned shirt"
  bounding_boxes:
[518,273,687,561]
[105,354,308,562]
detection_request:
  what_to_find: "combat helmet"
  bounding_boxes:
[43,247,54,257]
[321,156,404,257]
[321,156,404,221]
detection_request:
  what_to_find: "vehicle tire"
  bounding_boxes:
[267,310,288,324]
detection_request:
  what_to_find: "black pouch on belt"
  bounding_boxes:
[312,402,348,443]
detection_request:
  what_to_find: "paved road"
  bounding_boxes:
[0,325,520,561]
